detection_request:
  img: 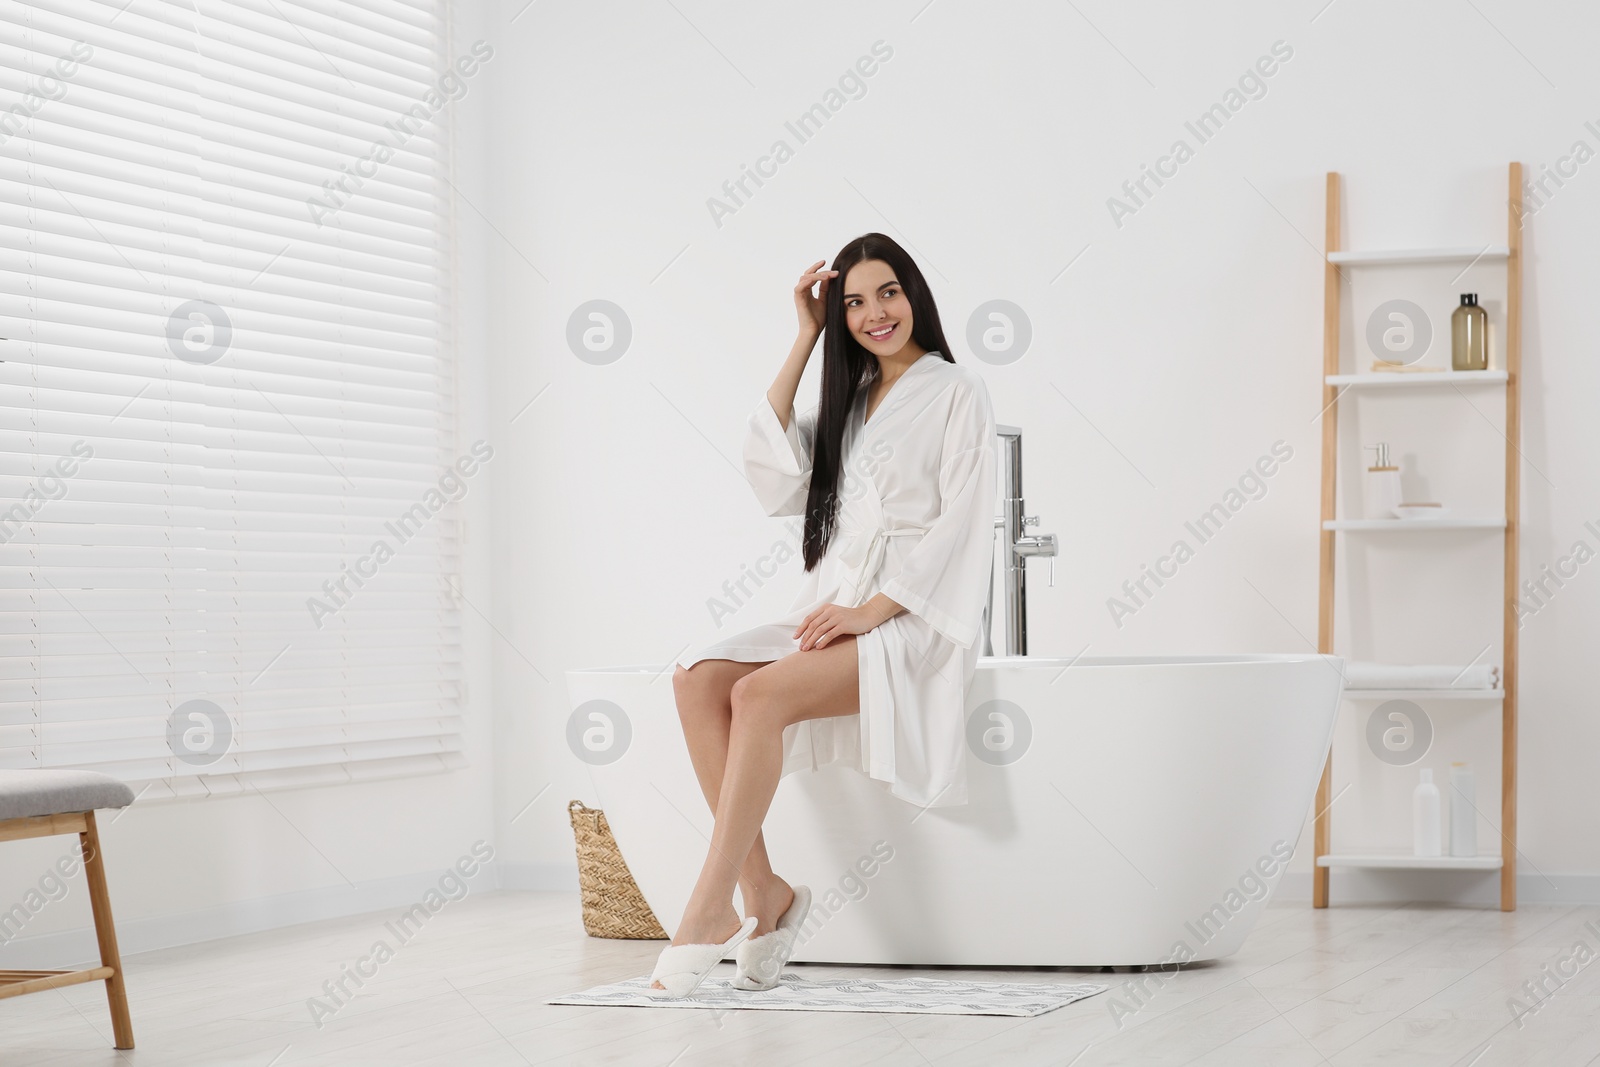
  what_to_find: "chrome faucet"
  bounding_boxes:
[981,425,1058,657]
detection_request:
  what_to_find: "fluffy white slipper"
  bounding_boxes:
[731,884,812,991]
[646,914,759,999]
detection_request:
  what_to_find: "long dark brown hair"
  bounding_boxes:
[801,232,956,572]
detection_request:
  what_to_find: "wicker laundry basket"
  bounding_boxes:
[567,799,668,940]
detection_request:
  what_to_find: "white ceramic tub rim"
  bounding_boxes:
[572,652,1345,674]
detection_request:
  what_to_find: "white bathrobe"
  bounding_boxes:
[677,350,998,808]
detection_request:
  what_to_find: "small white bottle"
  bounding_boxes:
[1413,768,1442,857]
[1364,443,1403,520]
[1449,762,1477,858]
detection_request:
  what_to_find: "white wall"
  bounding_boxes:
[0,0,500,966]
[483,0,1600,906]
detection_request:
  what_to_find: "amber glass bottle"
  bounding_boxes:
[1451,293,1487,371]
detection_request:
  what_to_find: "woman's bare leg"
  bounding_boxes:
[653,634,860,981]
[672,660,794,935]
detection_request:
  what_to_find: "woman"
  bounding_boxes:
[648,232,998,997]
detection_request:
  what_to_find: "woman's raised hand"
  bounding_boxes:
[794,259,837,339]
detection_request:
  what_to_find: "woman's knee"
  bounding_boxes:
[674,663,731,720]
[729,670,782,730]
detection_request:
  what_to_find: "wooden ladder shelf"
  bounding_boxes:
[1312,164,1523,912]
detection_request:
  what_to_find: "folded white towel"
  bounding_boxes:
[1342,661,1500,690]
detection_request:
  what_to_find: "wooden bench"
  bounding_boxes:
[0,770,136,1050]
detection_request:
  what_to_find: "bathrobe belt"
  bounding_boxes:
[836,524,928,610]
[837,523,927,785]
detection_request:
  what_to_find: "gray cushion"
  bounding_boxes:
[0,770,137,821]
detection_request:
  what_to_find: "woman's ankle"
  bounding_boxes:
[739,873,788,900]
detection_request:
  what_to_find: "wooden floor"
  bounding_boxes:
[3,890,1599,1065]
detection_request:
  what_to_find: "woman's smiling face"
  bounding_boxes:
[842,259,915,356]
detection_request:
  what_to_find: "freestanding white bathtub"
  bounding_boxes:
[566,653,1343,967]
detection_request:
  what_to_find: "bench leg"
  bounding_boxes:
[80,812,134,1050]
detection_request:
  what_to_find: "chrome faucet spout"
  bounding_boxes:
[981,426,1057,657]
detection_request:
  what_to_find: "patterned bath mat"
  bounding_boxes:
[547,973,1107,1016]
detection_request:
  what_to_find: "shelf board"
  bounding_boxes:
[1341,688,1504,701]
[1324,518,1505,531]
[1317,853,1503,871]
[1327,245,1510,266]
[1326,370,1508,388]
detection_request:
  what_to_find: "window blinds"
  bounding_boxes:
[0,0,467,796]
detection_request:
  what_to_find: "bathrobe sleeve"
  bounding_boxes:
[879,376,998,649]
[743,394,818,517]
